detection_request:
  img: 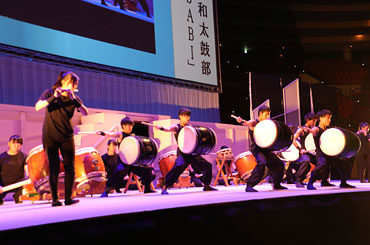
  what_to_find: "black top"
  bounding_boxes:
[248,119,259,152]
[313,127,325,156]
[174,123,184,143]
[39,88,83,142]
[117,132,131,147]
[101,153,120,178]
[0,151,27,186]
[357,133,370,154]
[300,130,310,150]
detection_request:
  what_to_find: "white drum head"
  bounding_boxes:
[119,136,140,165]
[304,133,316,153]
[320,128,345,156]
[159,151,177,161]
[281,142,300,161]
[253,120,277,148]
[178,126,197,154]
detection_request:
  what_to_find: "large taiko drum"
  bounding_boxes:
[279,141,301,162]
[119,136,158,166]
[253,119,293,152]
[26,145,64,194]
[320,127,361,158]
[233,151,257,181]
[177,126,217,155]
[158,151,178,178]
[304,133,316,154]
[74,147,107,193]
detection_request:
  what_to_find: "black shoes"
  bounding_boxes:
[339,182,356,188]
[307,182,316,190]
[273,184,288,190]
[203,185,218,192]
[245,186,258,192]
[295,181,305,188]
[51,199,79,207]
[321,181,335,187]
[65,199,80,206]
[51,200,63,207]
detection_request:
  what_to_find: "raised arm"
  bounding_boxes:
[155,124,178,133]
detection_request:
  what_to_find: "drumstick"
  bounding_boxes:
[77,131,99,135]
[141,121,156,127]
[2,179,32,192]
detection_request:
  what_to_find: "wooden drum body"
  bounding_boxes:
[74,147,107,194]
[233,151,257,181]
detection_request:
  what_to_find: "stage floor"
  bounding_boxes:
[2,180,370,232]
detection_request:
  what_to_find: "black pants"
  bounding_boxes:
[106,163,155,192]
[0,187,22,203]
[355,154,370,181]
[247,148,285,187]
[164,151,212,187]
[295,153,318,182]
[310,155,351,183]
[43,139,75,203]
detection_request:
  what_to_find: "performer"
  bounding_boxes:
[157,108,217,194]
[236,105,287,192]
[101,139,124,192]
[306,109,355,190]
[99,117,156,196]
[355,122,370,183]
[0,135,28,205]
[35,71,88,206]
[293,112,333,188]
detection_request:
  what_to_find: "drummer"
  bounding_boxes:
[292,112,332,188]
[97,117,156,196]
[236,105,287,192]
[0,135,28,205]
[155,107,217,194]
[306,109,355,190]
[101,139,124,193]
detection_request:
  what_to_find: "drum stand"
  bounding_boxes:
[123,172,155,193]
[212,155,238,187]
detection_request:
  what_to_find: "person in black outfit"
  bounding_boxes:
[235,105,287,192]
[355,122,370,183]
[293,112,333,188]
[99,117,156,197]
[0,135,28,205]
[35,71,89,207]
[306,109,355,190]
[102,139,120,179]
[157,108,217,194]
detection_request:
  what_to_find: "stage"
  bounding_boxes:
[2,180,370,244]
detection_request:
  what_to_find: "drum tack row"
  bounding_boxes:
[14,121,362,201]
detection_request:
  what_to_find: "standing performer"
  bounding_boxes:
[306,109,355,190]
[293,112,333,188]
[0,135,28,205]
[35,71,88,206]
[235,105,287,192]
[355,122,370,183]
[157,108,217,194]
[99,117,156,197]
